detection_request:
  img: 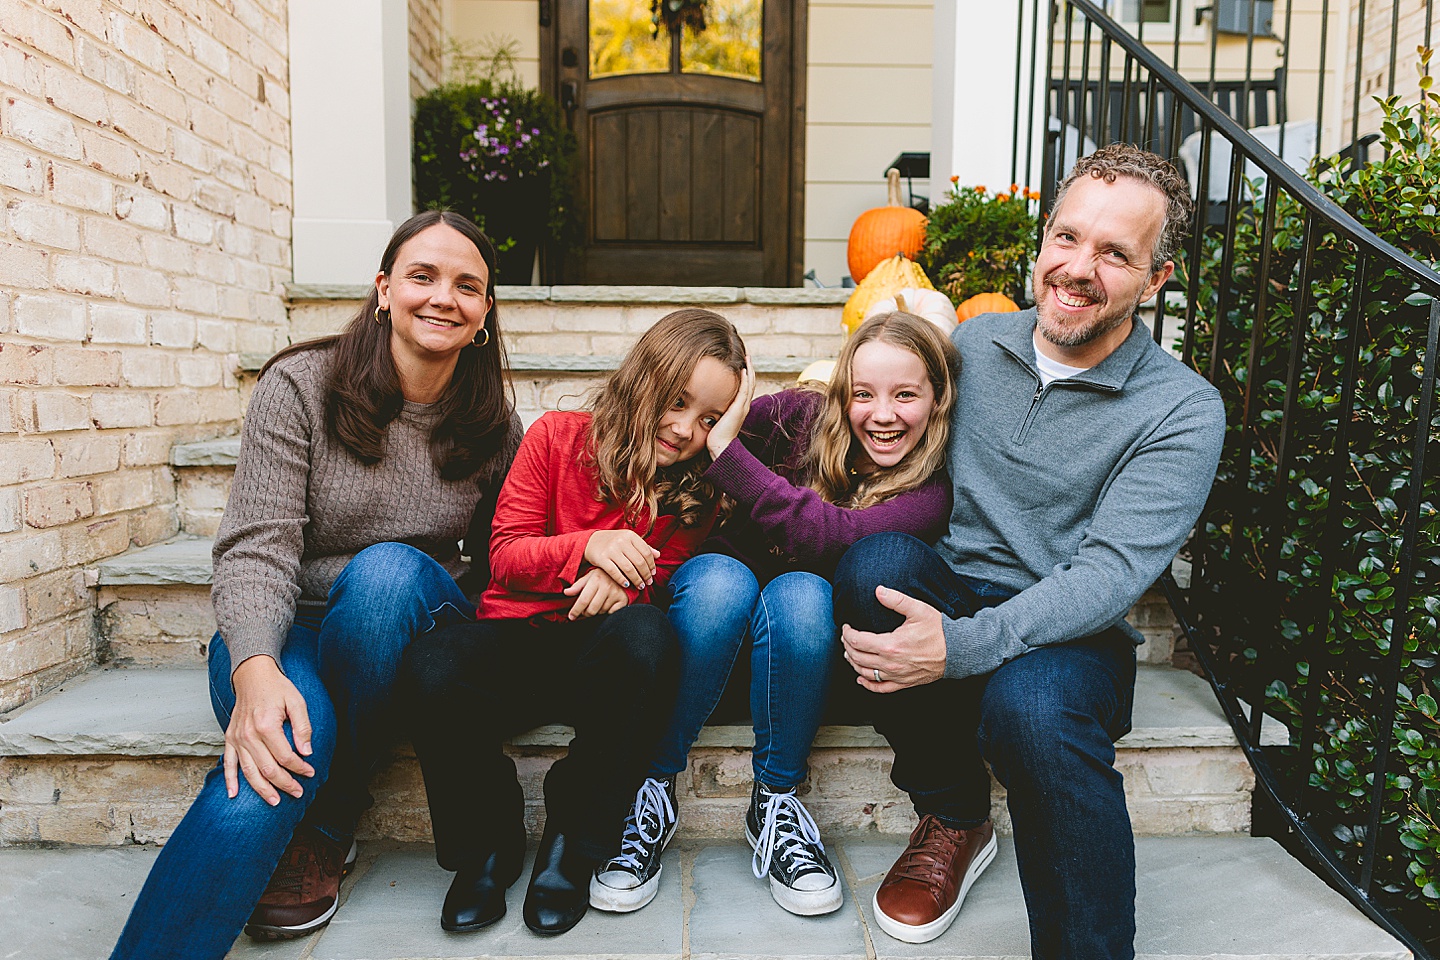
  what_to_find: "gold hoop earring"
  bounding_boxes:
[374,306,389,326]
[472,327,490,348]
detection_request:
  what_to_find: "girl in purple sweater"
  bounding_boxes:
[590,311,959,917]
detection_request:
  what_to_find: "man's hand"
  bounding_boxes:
[841,585,947,692]
[224,654,315,805]
[563,567,630,620]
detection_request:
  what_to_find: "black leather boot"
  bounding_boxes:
[441,846,524,932]
[522,822,597,935]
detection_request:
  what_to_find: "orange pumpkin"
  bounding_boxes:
[955,292,1020,324]
[847,168,927,283]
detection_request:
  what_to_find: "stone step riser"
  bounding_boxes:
[0,740,1252,848]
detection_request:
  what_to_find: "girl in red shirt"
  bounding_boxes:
[400,308,745,938]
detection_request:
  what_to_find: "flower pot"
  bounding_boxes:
[475,173,550,284]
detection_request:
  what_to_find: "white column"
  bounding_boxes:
[289,0,413,284]
[930,1,1050,197]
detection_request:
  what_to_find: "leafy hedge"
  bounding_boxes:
[1179,49,1440,927]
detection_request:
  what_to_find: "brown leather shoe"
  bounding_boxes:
[244,827,358,941]
[872,815,997,943]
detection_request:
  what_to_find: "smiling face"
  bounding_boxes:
[1032,174,1173,366]
[376,223,492,366]
[846,340,936,474]
[655,356,740,467]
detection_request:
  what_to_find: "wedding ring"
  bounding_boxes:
[873,668,882,683]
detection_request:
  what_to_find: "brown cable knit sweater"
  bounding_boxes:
[211,344,522,669]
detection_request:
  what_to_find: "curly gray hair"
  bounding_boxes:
[1050,142,1195,271]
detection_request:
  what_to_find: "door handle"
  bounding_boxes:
[561,79,578,121]
[539,0,551,27]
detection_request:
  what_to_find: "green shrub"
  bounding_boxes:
[1179,47,1440,925]
[919,181,1041,305]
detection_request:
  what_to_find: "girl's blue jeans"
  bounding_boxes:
[649,553,837,789]
[110,543,474,960]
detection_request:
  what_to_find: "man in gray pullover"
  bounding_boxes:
[833,144,1226,959]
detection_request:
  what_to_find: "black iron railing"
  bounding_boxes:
[1011,0,1440,953]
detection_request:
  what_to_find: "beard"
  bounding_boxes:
[1033,270,1143,348]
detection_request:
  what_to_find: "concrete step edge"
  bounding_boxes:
[237,352,828,374]
[92,537,212,587]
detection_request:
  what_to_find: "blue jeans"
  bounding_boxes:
[110,543,474,960]
[650,553,837,789]
[833,533,1138,960]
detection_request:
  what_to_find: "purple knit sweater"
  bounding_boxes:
[700,388,952,584]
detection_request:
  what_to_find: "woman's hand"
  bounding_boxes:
[707,355,755,460]
[224,655,315,805]
[583,529,659,588]
[563,567,630,620]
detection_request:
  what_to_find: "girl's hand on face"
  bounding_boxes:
[224,655,315,806]
[563,567,630,619]
[583,529,660,588]
[706,356,755,460]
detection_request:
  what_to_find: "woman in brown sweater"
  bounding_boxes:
[111,211,523,960]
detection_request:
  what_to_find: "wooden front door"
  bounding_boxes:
[548,0,805,285]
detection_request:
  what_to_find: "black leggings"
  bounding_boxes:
[399,605,680,868]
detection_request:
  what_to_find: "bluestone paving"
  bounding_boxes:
[0,837,1412,959]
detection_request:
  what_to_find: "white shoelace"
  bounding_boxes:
[752,789,826,880]
[606,777,675,872]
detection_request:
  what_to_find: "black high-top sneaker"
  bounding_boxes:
[745,781,843,916]
[588,776,678,912]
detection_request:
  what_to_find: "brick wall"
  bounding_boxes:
[0,0,292,710]
[1343,0,1434,143]
[409,0,444,99]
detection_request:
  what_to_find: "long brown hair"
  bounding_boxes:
[261,210,514,480]
[586,309,746,527]
[805,311,959,508]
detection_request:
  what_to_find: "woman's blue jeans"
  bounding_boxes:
[110,543,474,960]
[833,532,1138,960]
[649,553,837,789]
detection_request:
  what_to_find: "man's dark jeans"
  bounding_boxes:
[833,533,1138,960]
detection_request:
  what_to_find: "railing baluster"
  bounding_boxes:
[1013,0,1026,189]
[1025,0,1043,187]
[1098,35,1114,146]
[1279,0,1296,159]
[1182,123,1213,371]
[1350,0,1367,159]
[1387,0,1401,99]
[1241,0,1257,128]
[1317,0,1331,153]
[1078,14,1094,151]
[1121,52,1135,143]
[1359,298,1440,896]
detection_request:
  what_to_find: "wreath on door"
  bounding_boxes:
[651,0,707,36]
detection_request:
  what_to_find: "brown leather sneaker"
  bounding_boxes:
[244,827,358,941]
[872,815,997,944]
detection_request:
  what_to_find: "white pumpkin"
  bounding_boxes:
[864,287,957,335]
[797,359,836,385]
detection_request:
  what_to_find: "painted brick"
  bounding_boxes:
[173,277,217,314]
[216,285,248,320]
[121,431,171,467]
[48,162,115,218]
[108,11,166,71]
[113,190,169,231]
[0,342,54,385]
[7,199,80,249]
[0,585,25,634]
[172,205,214,243]
[0,1,77,64]
[132,70,186,127]
[77,128,142,183]
[91,468,156,514]
[0,488,20,534]
[89,391,151,429]
[24,481,94,528]
[49,3,112,46]
[23,569,88,622]
[106,93,167,152]
[0,392,15,434]
[193,179,233,217]
[61,514,128,566]
[5,96,82,158]
[53,348,121,387]
[52,254,116,297]
[195,318,236,353]
[0,529,63,581]
[0,240,50,289]
[81,217,144,264]
[154,390,200,425]
[194,249,236,285]
[14,295,85,341]
[121,350,173,388]
[42,61,110,125]
[116,265,171,307]
[32,392,90,432]
[55,434,121,477]
[0,439,55,485]
[124,503,179,547]
[176,355,221,387]
[140,233,194,275]
[143,156,193,201]
[0,141,44,193]
[88,303,147,344]
[196,388,239,423]
[170,128,214,173]
[0,32,46,97]
[149,312,195,347]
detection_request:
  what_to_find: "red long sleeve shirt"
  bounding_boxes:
[478,410,715,621]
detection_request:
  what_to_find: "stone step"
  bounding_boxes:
[0,663,1283,848]
[88,537,1186,667]
[0,836,1408,959]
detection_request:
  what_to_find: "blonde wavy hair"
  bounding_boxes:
[586,309,746,528]
[804,311,959,508]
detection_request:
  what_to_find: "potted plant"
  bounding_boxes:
[919,180,1041,306]
[413,40,579,283]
